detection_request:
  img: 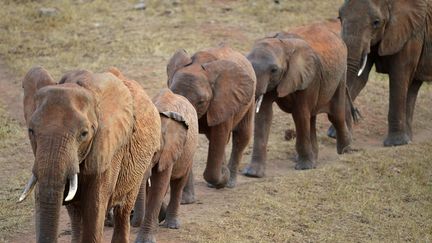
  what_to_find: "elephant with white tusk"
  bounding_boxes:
[19,66,161,243]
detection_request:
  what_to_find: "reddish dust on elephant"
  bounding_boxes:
[18,67,160,242]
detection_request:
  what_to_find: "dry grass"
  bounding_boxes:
[0,106,33,242]
[0,0,431,242]
[181,142,432,242]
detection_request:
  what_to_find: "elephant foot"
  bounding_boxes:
[135,235,156,243]
[327,125,337,139]
[384,132,410,147]
[181,191,195,205]
[295,159,316,170]
[226,174,237,188]
[130,215,141,228]
[242,162,265,178]
[162,217,180,229]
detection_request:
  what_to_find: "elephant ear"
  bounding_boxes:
[22,67,56,126]
[277,39,318,97]
[379,0,427,56]
[203,60,254,126]
[61,70,134,174]
[158,112,188,172]
[167,49,192,87]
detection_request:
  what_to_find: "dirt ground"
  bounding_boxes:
[1,1,431,242]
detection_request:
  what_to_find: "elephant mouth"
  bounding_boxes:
[18,173,79,203]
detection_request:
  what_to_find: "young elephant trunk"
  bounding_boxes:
[203,165,230,189]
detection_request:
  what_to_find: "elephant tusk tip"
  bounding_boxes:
[64,174,78,202]
[255,94,263,113]
[17,195,25,203]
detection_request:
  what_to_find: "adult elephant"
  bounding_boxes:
[337,0,432,146]
[243,21,355,177]
[18,67,160,243]
[166,45,256,189]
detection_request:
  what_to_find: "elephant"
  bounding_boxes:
[18,66,161,243]
[132,88,199,243]
[243,21,356,176]
[337,0,432,146]
[166,44,256,189]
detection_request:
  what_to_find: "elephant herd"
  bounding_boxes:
[16,0,432,242]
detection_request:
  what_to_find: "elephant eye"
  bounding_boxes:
[28,128,34,136]
[80,130,89,139]
[270,67,278,74]
[197,100,205,106]
[372,19,380,28]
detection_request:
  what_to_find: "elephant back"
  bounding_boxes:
[152,88,199,171]
[107,67,161,197]
[288,22,347,69]
[202,44,257,85]
[283,22,347,86]
[152,88,198,137]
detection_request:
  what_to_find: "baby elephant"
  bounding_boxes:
[243,21,356,176]
[134,88,198,243]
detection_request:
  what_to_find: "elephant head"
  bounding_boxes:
[339,0,427,77]
[19,67,134,242]
[166,49,254,126]
[247,35,319,107]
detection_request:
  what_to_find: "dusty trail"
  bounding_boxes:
[1,60,432,242]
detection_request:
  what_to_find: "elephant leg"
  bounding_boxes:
[181,170,195,204]
[329,84,352,154]
[163,174,189,229]
[81,182,109,243]
[227,105,253,188]
[384,75,410,146]
[292,110,315,170]
[203,122,231,188]
[131,170,150,227]
[66,203,81,243]
[112,191,137,243]
[136,166,172,243]
[384,41,421,146]
[328,58,372,139]
[406,79,423,140]
[310,116,318,161]
[243,95,274,178]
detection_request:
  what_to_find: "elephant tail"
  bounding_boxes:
[346,87,362,124]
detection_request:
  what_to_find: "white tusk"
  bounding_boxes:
[148,178,151,187]
[18,174,37,203]
[64,174,78,202]
[256,95,264,113]
[357,54,368,77]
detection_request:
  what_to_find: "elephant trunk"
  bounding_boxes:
[33,135,79,243]
[344,35,371,101]
[35,182,64,243]
[203,164,229,189]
